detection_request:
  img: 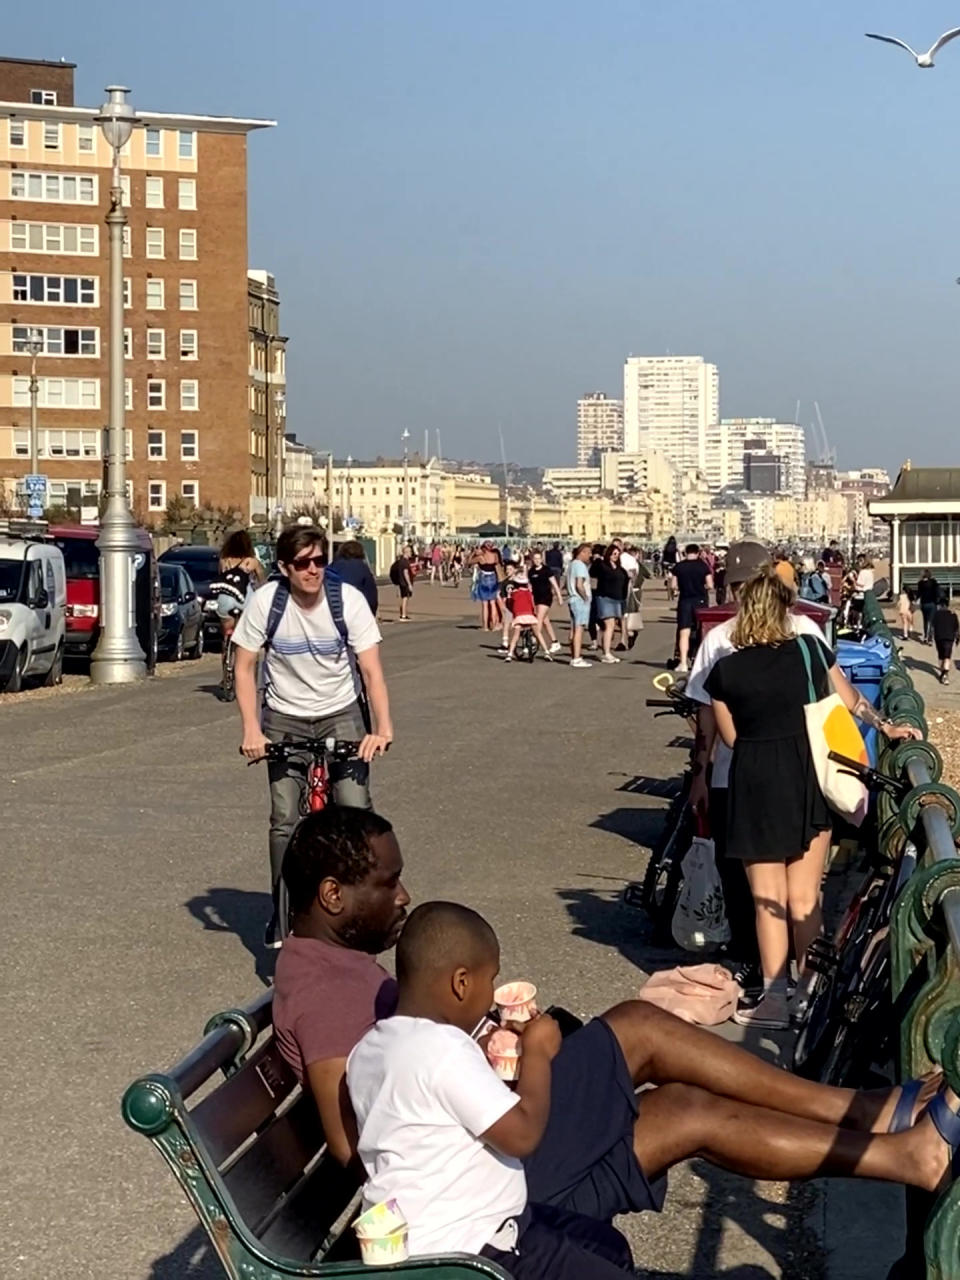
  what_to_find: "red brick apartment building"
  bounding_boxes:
[0,56,275,523]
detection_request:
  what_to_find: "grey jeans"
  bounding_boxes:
[262,702,370,890]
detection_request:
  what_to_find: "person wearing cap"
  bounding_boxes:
[684,539,828,1011]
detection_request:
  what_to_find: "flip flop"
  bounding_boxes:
[889,1077,927,1133]
[928,1090,960,1182]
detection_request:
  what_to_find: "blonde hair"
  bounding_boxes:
[731,567,796,649]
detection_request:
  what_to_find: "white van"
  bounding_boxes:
[0,539,67,692]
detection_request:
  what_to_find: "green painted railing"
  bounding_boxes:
[862,591,960,1279]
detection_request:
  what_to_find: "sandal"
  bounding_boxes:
[928,1089,960,1182]
[889,1077,928,1133]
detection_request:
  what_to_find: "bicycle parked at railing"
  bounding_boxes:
[792,747,940,1085]
[623,673,701,942]
[249,736,360,940]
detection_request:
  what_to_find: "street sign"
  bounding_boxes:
[23,473,47,498]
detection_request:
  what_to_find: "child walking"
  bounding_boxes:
[933,597,959,685]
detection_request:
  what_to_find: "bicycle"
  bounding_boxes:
[249,736,361,939]
[623,674,701,942]
[792,750,919,1084]
[220,632,236,701]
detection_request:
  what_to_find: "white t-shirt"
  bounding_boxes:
[232,579,381,719]
[685,612,828,788]
[347,1017,525,1257]
[620,550,639,578]
[856,568,875,591]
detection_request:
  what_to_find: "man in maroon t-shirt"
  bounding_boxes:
[274,808,938,1220]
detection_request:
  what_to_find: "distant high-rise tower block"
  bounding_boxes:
[576,392,623,466]
[623,355,719,472]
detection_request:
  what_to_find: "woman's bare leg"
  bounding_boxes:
[787,829,830,974]
[744,860,790,983]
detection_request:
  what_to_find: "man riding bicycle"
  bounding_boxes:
[232,525,394,948]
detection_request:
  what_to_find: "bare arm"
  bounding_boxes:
[235,646,268,759]
[711,698,736,750]
[480,1017,561,1160]
[705,573,714,592]
[305,1058,363,1172]
[689,705,717,812]
[828,666,921,741]
[355,645,393,761]
[550,575,563,604]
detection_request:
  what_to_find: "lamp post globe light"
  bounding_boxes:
[90,86,146,684]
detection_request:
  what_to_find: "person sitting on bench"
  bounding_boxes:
[273,807,960,1236]
[347,901,636,1276]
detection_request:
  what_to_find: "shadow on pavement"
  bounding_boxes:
[902,653,940,681]
[185,886,276,985]
[557,883,688,975]
[592,804,670,847]
[148,1225,220,1280]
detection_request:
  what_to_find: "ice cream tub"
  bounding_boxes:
[487,1028,522,1081]
[494,980,538,1024]
[353,1199,409,1264]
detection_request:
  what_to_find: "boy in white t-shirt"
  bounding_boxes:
[346,902,635,1277]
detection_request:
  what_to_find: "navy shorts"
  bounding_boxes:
[522,1017,666,1221]
[481,1202,634,1278]
[676,597,705,631]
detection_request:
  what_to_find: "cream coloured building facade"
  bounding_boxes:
[705,418,806,501]
[623,355,719,470]
[576,392,623,466]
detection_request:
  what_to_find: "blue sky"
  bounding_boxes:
[5,2,960,470]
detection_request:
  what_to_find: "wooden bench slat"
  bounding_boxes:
[257,1156,361,1263]
[191,1040,299,1167]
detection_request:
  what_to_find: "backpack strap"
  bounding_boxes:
[323,570,349,657]
[263,578,290,653]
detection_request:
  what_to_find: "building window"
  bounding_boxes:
[146,279,165,310]
[147,430,165,459]
[145,127,162,157]
[10,222,98,255]
[177,130,195,159]
[145,227,165,259]
[147,379,166,410]
[178,178,196,210]
[180,379,199,411]
[122,225,131,258]
[145,176,163,208]
[180,430,198,461]
[13,326,98,357]
[123,277,131,309]
[12,274,97,304]
[148,480,166,511]
[43,122,61,150]
[77,124,94,153]
[146,328,166,360]
[124,379,133,411]
[178,229,197,260]
[30,89,57,105]
[119,175,131,208]
[12,376,99,409]
[10,171,97,204]
[181,480,199,506]
[179,329,198,359]
[13,428,100,460]
[123,328,132,359]
[178,279,197,310]
[9,119,25,147]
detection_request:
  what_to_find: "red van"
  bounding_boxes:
[47,524,160,672]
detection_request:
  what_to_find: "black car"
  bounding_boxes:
[158,545,223,649]
[158,563,204,661]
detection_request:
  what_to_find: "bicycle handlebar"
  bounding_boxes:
[248,737,362,766]
[827,750,906,796]
[646,697,699,716]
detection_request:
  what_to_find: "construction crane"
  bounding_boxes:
[811,401,836,467]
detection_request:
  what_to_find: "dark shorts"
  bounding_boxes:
[481,1203,634,1278]
[522,1017,666,1221]
[397,582,412,599]
[936,638,954,660]
[676,597,705,631]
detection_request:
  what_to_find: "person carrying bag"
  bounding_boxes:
[797,635,870,827]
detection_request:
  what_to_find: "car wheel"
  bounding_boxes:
[3,645,26,694]
[190,624,205,659]
[43,642,64,687]
[173,629,185,662]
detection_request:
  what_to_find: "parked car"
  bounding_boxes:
[0,537,66,692]
[48,524,160,672]
[158,545,223,649]
[158,564,204,661]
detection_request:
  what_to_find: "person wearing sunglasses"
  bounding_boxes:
[232,525,394,948]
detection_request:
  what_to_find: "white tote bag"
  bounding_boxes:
[798,635,869,827]
[671,831,730,951]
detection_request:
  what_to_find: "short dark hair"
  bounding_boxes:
[221,530,254,560]
[277,526,328,566]
[282,807,393,915]
[575,542,592,557]
[337,540,366,561]
[396,901,498,985]
[685,543,700,555]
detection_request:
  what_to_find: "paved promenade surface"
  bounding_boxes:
[3,581,884,1279]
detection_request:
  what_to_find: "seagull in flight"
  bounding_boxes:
[865,27,960,67]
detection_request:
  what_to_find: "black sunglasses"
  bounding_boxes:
[289,553,327,571]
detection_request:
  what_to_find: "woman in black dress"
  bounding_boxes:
[706,568,920,1030]
[593,544,629,664]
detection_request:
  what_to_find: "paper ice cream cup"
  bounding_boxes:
[356,1226,409,1266]
[353,1198,407,1239]
[487,1028,522,1081]
[494,981,538,1024]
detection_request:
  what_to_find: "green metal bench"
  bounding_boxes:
[122,990,509,1278]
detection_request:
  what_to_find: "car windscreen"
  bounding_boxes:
[0,560,24,602]
[160,551,217,591]
[159,567,179,602]
[53,538,100,580]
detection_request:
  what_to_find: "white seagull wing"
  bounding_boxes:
[927,27,960,58]
[865,31,921,58]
